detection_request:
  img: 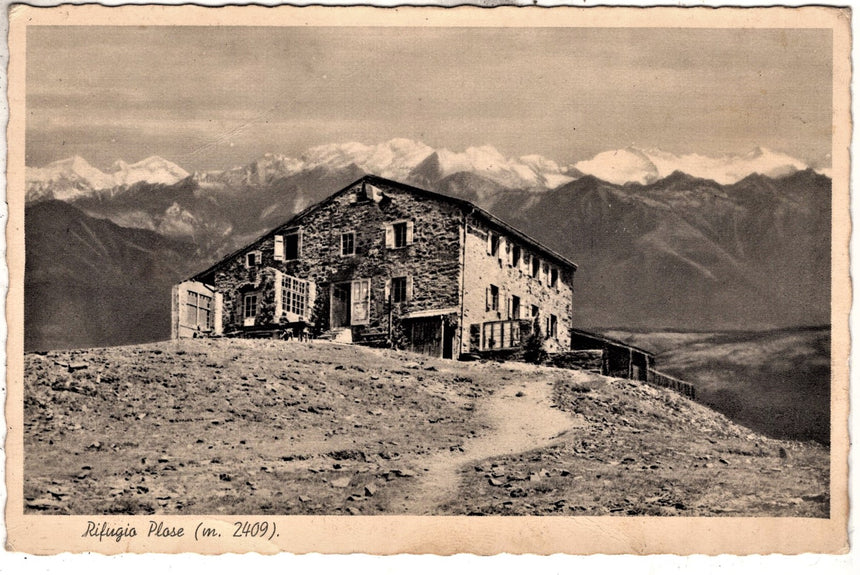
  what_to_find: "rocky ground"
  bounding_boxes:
[24,338,829,516]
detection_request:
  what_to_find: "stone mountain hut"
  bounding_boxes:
[172,175,578,360]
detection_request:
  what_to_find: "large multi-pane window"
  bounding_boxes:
[185,291,213,329]
[282,275,309,317]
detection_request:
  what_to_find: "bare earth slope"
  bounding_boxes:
[24,339,828,516]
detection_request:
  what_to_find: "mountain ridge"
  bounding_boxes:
[26,139,825,203]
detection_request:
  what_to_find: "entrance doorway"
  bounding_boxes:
[330,278,371,328]
[330,283,351,328]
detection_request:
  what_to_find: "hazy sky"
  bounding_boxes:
[26,26,832,171]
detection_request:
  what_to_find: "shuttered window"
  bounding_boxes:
[274,235,284,261]
[486,284,500,312]
[385,221,414,249]
[284,230,301,260]
[511,295,521,320]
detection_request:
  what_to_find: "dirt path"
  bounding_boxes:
[389,377,585,514]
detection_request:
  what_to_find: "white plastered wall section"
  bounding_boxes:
[459,219,574,355]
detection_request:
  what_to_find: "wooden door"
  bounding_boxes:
[330,283,351,328]
[408,317,443,358]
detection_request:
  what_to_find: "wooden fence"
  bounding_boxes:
[646,368,696,400]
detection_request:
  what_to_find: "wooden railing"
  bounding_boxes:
[647,368,696,400]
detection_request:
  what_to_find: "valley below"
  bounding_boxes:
[606,326,831,446]
[24,338,829,517]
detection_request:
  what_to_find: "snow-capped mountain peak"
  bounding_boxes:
[573,146,811,186]
[111,156,189,187]
[426,145,574,190]
[301,139,436,182]
[26,156,116,202]
[27,155,190,202]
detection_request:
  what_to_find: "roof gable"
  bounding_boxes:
[191,174,577,282]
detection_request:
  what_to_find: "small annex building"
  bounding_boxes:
[568,328,655,381]
[172,175,577,359]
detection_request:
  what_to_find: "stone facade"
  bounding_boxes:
[175,175,577,359]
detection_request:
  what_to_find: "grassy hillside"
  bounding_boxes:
[606,327,830,445]
[24,339,828,516]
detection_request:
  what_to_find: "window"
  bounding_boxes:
[511,295,521,320]
[512,245,521,267]
[488,232,500,257]
[386,221,414,249]
[282,275,309,317]
[393,222,408,248]
[532,257,540,278]
[547,314,558,338]
[284,232,301,260]
[185,291,213,330]
[391,276,408,303]
[243,293,258,319]
[531,305,539,319]
[341,232,356,256]
[542,262,550,284]
[550,267,559,288]
[246,252,258,268]
[487,284,500,312]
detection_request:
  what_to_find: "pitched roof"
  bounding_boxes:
[570,328,654,358]
[192,174,577,281]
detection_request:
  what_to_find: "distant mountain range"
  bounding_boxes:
[27,139,825,202]
[27,155,189,202]
[23,140,832,350]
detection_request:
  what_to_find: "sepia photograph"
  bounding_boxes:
[4,3,851,555]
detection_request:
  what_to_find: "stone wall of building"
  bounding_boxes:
[204,180,464,346]
[459,214,574,355]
